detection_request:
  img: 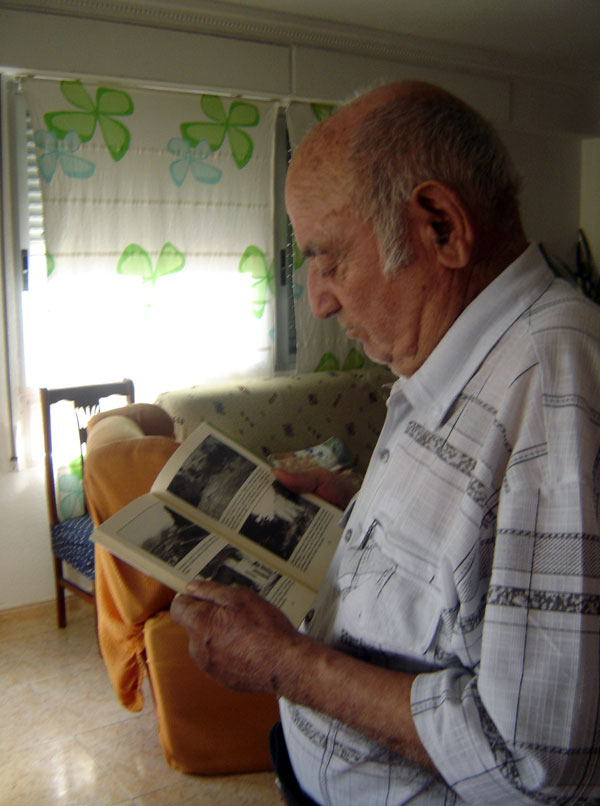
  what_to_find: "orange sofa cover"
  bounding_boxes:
[84,407,278,774]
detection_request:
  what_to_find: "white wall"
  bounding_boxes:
[503,129,584,260]
[0,464,51,607]
[581,139,600,264]
[0,5,598,609]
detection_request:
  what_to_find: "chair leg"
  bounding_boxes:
[54,556,67,628]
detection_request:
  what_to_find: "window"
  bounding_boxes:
[2,76,298,466]
[18,78,286,401]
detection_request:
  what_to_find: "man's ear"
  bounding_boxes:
[409,181,474,269]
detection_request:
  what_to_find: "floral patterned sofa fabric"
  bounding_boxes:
[155,368,395,475]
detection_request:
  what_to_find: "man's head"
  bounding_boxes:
[285,81,527,376]
[347,82,523,273]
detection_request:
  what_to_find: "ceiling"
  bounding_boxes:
[204,0,600,82]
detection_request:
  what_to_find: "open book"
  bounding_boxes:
[91,423,344,627]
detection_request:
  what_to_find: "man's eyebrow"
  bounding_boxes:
[301,243,327,260]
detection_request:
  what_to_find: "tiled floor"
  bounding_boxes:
[0,597,283,805]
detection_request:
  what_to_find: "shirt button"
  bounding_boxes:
[380,449,390,463]
[344,529,352,542]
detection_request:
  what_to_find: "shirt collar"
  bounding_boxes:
[389,244,554,428]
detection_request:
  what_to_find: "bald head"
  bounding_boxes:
[287,83,406,192]
[289,82,463,185]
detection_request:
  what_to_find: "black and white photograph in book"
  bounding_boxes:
[201,545,283,595]
[141,507,211,566]
[239,480,319,561]
[167,434,255,520]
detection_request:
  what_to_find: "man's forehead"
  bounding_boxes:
[287,139,345,190]
[286,166,353,233]
[285,84,402,207]
[286,164,346,206]
[286,132,354,222]
[287,193,356,262]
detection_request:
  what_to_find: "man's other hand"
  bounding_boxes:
[273,467,361,510]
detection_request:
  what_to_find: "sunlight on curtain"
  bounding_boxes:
[22,79,278,407]
[285,101,368,374]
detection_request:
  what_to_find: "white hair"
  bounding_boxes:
[348,88,522,274]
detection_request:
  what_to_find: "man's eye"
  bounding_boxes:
[315,257,336,278]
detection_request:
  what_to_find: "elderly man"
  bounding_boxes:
[172,82,600,805]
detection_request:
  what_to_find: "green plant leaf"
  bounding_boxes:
[46,252,55,278]
[314,352,340,372]
[541,233,599,304]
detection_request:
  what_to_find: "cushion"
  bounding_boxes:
[51,514,95,579]
[270,435,353,473]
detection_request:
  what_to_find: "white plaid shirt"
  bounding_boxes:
[280,245,600,805]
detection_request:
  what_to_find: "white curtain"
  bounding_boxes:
[285,101,369,373]
[22,78,278,407]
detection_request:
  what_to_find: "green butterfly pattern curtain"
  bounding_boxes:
[285,101,369,373]
[22,78,278,402]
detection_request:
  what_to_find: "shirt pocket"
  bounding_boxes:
[371,449,454,575]
[337,516,443,661]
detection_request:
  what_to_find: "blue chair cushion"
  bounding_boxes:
[51,514,95,580]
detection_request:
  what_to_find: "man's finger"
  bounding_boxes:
[170,591,214,628]
[273,467,329,493]
[184,580,254,607]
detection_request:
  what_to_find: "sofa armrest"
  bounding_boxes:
[85,433,179,711]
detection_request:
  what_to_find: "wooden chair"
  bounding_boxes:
[40,380,135,627]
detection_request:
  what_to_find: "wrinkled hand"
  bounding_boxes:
[273,467,361,510]
[171,581,302,694]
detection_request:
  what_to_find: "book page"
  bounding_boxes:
[91,493,316,627]
[152,423,343,591]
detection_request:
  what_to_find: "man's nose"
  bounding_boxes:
[308,261,340,319]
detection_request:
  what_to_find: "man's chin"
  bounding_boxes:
[362,342,419,376]
[362,344,393,369]
[347,334,395,371]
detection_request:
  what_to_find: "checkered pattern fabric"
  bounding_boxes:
[51,514,95,580]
